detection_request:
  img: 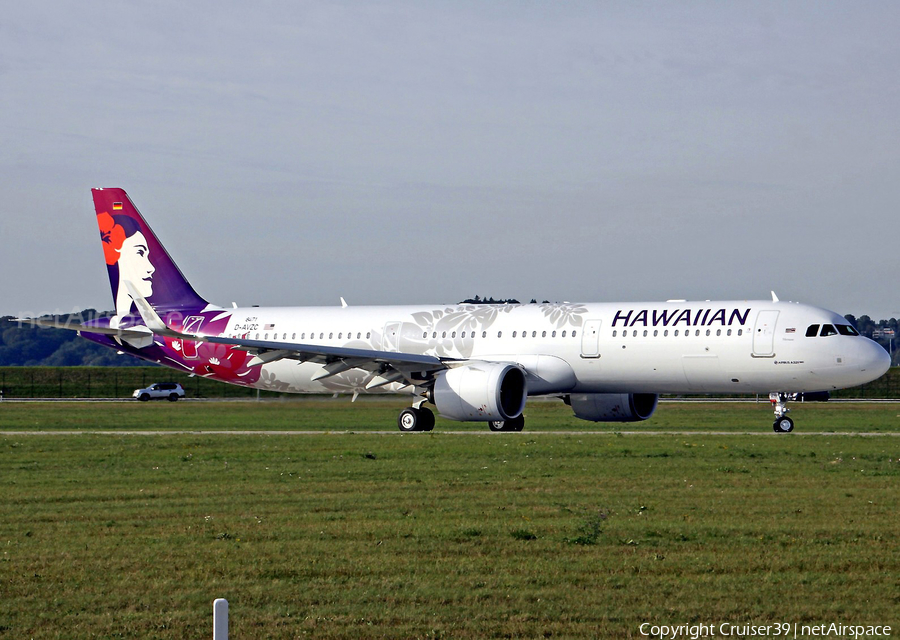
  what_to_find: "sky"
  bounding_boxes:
[2,1,899,320]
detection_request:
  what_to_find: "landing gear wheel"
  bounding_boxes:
[398,407,435,432]
[488,415,525,432]
[773,416,794,433]
[419,408,435,432]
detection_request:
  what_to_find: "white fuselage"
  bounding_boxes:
[214,300,889,396]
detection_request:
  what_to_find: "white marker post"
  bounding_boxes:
[213,598,228,640]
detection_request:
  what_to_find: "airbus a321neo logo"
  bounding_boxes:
[611,308,751,328]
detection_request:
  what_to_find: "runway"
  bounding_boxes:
[2,430,898,436]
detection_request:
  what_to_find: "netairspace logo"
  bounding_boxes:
[639,622,892,639]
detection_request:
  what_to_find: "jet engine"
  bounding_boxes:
[432,362,527,422]
[565,393,658,422]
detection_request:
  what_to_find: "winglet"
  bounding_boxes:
[771,291,779,303]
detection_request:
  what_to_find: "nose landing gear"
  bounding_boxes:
[770,392,795,433]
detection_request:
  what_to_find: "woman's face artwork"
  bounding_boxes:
[98,211,156,301]
[118,230,155,297]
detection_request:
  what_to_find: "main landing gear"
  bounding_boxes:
[488,415,525,432]
[396,397,527,432]
[397,406,435,432]
[770,392,795,433]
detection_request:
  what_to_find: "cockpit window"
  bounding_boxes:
[806,325,820,337]
[836,324,860,336]
[820,324,838,337]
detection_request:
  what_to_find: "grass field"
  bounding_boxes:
[2,401,899,639]
[1,396,900,433]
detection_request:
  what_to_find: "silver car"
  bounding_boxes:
[133,382,185,402]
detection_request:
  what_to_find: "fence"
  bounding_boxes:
[0,366,284,399]
[1,365,899,400]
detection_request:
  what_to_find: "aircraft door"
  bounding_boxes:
[181,316,204,359]
[752,310,779,357]
[580,319,602,358]
[382,322,401,352]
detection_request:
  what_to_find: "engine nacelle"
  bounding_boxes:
[566,393,658,422]
[433,362,527,422]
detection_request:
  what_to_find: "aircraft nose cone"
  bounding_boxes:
[862,340,891,380]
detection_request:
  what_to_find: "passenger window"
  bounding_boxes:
[612,330,617,337]
[498,331,502,338]
[512,331,517,338]
[357,333,362,339]
[532,331,537,338]
[482,331,487,338]
[319,333,324,340]
[562,331,566,337]
[422,332,427,339]
[366,332,371,339]
[820,324,838,337]
[338,333,342,339]
[695,330,700,337]
[738,329,743,336]
[442,331,447,338]
[633,330,637,337]
[643,330,648,337]
[806,325,820,337]
[452,332,457,338]
[706,329,710,336]
[716,329,721,336]
[572,331,577,338]
[727,329,732,336]
[674,330,679,336]
[664,330,669,337]
[653,330,658,337]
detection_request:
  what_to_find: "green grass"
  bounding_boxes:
[1,397,900,433]
[1,403,899,638]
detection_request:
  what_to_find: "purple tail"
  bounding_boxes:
[93,188,208,316]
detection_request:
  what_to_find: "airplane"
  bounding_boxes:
[18,188,890,433]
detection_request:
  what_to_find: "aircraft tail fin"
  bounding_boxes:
[92,188,208,315]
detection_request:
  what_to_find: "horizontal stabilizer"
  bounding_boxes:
[12,317,153,341]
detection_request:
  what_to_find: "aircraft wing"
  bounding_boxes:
[205,335,449,388]
[12,315,450,389]
[120,284,454,388]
